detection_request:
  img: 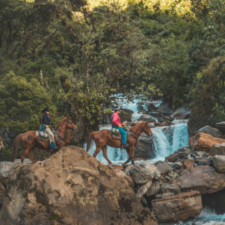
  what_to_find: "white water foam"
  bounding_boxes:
[176,208,225,225]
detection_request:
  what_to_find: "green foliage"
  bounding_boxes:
[0,72,56,151]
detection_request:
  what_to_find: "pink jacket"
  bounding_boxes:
[111,112,124,126]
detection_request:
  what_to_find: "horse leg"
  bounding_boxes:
[102,146,112,165]
[21,148,32,164]
[123,146,135,167]
[93,147,101,158]
[27,147,36,164]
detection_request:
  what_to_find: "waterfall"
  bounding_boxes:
[84,95,189,163]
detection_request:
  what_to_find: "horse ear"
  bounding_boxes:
[146,120,149,123]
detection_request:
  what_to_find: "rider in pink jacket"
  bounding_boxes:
[111,108,129,149]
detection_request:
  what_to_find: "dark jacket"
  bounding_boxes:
[42,113,52,125]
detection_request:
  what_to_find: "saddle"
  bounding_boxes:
[110,128,129,140]
[36,130,58,142]
[110,130,122,140]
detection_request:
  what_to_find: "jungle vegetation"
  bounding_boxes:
[0,0,225,159]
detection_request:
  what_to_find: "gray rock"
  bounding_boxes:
[156,192,174,199]
[138,115,156,123]
[160,183,181,194]
[158,105,173,116]
[168,171,179,179]
[134,133,155,160]
[160,121,171,126]
[155,161,173,174]
[172,162,183,169]
[171,107,191,119]
[148,103,158,112]
[129,164,156,184]
[136,180,152,198]
[146,182,160,197]
[216,122,225,133]
[212,155,225,172]
[198,125,223,138]
[210,143,225,156]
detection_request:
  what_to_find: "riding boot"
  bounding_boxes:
[122,143,129,149]
[50,141,58,150]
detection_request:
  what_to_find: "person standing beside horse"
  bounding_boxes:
[41,107,57,150]
[111,108,129,149]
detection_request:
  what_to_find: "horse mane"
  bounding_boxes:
[130,121,145,132]
[56,117,68,128]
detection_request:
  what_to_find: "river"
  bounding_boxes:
[84,96,225,225]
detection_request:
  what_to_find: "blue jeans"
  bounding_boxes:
[112,125,127,144]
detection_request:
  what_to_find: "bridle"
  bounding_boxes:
[129,123,152,140]
[55,119,78,141]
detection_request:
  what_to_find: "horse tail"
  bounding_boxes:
[86,132,94,152]
[11,134,23,162]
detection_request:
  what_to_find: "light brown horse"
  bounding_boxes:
[12,118,77,163]
[86,121,153,166]
[0,138,4,150]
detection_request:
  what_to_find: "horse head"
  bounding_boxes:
[143,121,153,137]
[65,118,78,131]
[0,138,4,150]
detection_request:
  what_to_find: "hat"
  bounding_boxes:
[41,107,51,113]
[114,107,120,112]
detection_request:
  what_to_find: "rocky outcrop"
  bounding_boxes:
[178,165,225,194]
[0,146,157,225]
[138,115,156,123]
[171,107,191,119]
[152,191,202,223]
[134,134,155,160]
[189,133,225,152]
[197,125,223,138]
[210,143,225,156]
[212,155,225,172]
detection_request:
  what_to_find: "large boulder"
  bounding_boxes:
[0,146,157,225]
[183,159,194,169]
[210,143,225,156]
[152,191,202,223]
[147,103,158,112]
[129,164,159,185]
[157,105,173,116]
[178,165,225,194]
[197,125,223,138]
[138,115,156,123]
[134,134,155,160]
[171,107,191,119]
[154,161,173,174]
[212,155,225,172]
[189,133,225,153]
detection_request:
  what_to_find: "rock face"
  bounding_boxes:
[152,191,202,223]
[210,143,225,156]
[178,165,225,194]
[138,115,156,123]
[171,107,191,119]
[197,125,223,138]
[134,134,155,160]
[212,155,225,172]
[0,146,157,225]
[189,133,225,152]
[0,183,5,205]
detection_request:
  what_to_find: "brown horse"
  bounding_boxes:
[12,118,77,163]
[86,121,153,166]
[0,138,4,150]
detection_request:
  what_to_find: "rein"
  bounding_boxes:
[55,119,77,142]
[128,123,151,140]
